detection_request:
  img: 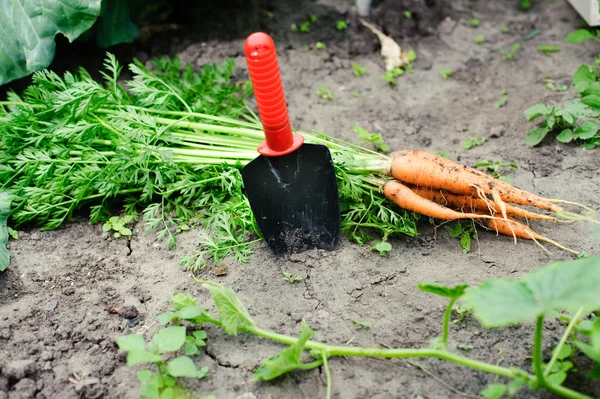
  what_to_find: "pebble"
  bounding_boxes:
[40,351,53,361]
[4,359,36,379]
[0,329,10,340]
[63,287,75,296]
[44,300,58,311]
[489,125,505,138]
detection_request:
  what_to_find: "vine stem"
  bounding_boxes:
[322,351,332,399]
[442,297,458,350]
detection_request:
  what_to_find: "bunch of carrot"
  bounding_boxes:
[378,150,595,254]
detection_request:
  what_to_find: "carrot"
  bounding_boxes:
[483,217,577,254]
[383,180,496,221]
[408,186,557,221]
[389,150,561,212]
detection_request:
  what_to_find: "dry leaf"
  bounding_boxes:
[360,19,409,71]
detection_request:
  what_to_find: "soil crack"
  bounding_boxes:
[204,347,240,369]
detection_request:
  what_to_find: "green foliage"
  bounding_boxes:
[418,282,468,299]
[300,21,311,32]
[544,78,568,92]
[202,283,255,336]
[404,10,412,18]
[117,325,209,399]
[315,41,326,49]
[0,192,11,271]
[565,29,596,43]
[382,67,404,86]
[502,43,520,61]
[480,383,506,399]
[524,65,600,148]
[475,35,486,45]
[352,62,367,76]
[282,272,303,284]
[440,69,453,79]
[336,20,348,30]
[520,0,531,9]
[371,240,392,256]
[538,44,559,56]
[252,322,319,381]
[103,215,135,239]
[474,160,518,184]
[353,125,389,152]
[462,256,600,327]
[96,0,140,48]
[351,319,372,329]
[469,18,480,27]
[463,136,486,150]
[0,0,101,85]
[317,87,334,100]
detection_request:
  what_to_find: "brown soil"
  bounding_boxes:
[1,1,600,398]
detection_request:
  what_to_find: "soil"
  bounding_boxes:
[1,0,600,398]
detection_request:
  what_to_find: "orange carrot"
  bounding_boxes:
[409,186,557,221]
[383,180,495,221]
[389,150,561,212]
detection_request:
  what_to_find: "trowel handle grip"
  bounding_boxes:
[244,32,303,156]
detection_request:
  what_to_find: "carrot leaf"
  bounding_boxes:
[0,192,10,271]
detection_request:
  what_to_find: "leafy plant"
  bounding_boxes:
[494,89,509,109]
[565,30,599,44]
[443,222,477,254]
[469,18,480,27]
[501,26,511,34]
[317,87,334,100]
[0,192,10,271]
[475,35,486,45]
[440,69,453,79]
[116,326,209,399]
[404,11,412,19]
[524,64,600,148]
[336,20,348,30]
[103,215,136,239]
[0,0,143,85]
[544,78,568,92]
[502,43,521,61]
[315,42,327,49]
[351,91,360,97]
[282,272,302,284]
[370,240,392,256]
[300,21,311,32]
[352,62,367,76]
[538,45,559,56]
[520,0,531,9]
[463,136,486,150]
[178,256,600,399]
[351,319,372,329]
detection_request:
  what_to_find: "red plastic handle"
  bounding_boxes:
[244,32,303,156]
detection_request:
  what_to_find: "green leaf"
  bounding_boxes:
[418,282,469,299]
[480,383,506,399]
[547,371,567,385]
[573,65,596,93]
[582,94,600,109]
[109,216,120,223]
[462,256,600,327]
[184,342,200,356]
[177,305,205,320]
[460,232,471,253]
[7,227,18,240]
[166,356,197,378]
[351,319,372,328]
[102,223,113,232]
[138,371,162,399]
[525,127,549,146]
[252,322,317,381]
[0,192,11,271]
[444,223,464,238]
[197,366,209,379]
[565,29,595,43]
[151,326,187,353]
[96,0,139,48]
[203,284,255,336]
[119,227,132,236]
[156,311,176,325]
[116,334,145,352]
[524,104,547,121]
[552,344,572,360]
[556,129,574,143]
[126,350,162,366]
[575,341,600,363]
[0,0,102,85]
[507,378,525,396]
[575,120,599,139]
[371,241,392,256]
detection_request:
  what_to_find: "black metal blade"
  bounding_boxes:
[242,143,340,255]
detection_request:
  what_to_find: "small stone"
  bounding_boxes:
[40,351,53,361]
[317,310,329,319]
[454,124,468,132]
[63,287,75,296]
[489,125,505,138]
[9,378,36,397]
[289,253,306,263]
[4,359,36,379]
[0,329,10,340]
[44,300,58,311]
[43,362,52,371]
[74,378,100,393]
[403,126,417,135]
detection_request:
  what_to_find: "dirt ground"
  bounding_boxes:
[1,0,600,398]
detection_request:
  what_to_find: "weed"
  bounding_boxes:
[309,15,317,23]
[457,344,474,350]
[544,78,567,92]
[352,62,367,76]
[317,87,334,100]
[300,21,311,32]
[501,26,511,34]
[404,10,412,19]
[538,45,559,56]
[282,272,302,284]
[444,222,477,254]
[290,24,298,32]
[475,35,486,45]
[103,215,135,239]
[474,161,518,184]
[494,89,509,109]
[502,43,520,61]
[315,41,326,49]
[462,136,486,150]
[353,125,389,152]
[440,69,453,79]
[351,320,372,329]
[371,240,392,256]
[382,67,404,86]
[351,91,360,97]
[7,227,17,240]
[565,29,599,44]
[469,18,480,27]
[520,0,531,9]
[336,20,347,30]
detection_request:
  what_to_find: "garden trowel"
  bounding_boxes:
[242,32,340,255]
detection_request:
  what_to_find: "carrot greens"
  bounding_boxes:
[0,54,418,271]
